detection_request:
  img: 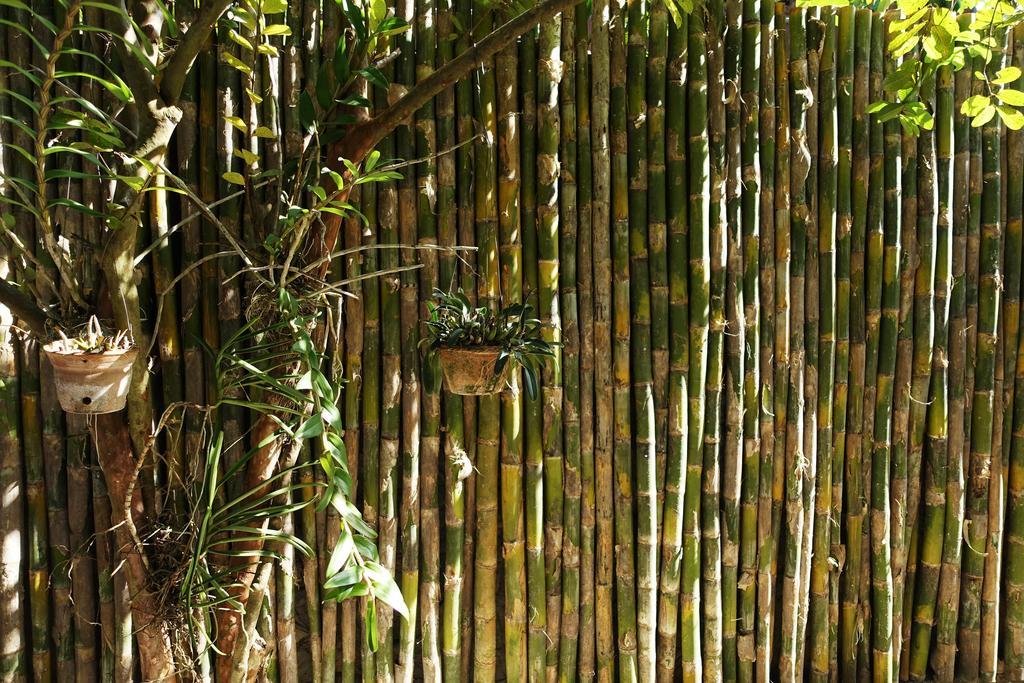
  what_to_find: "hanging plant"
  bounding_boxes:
[423,288,555,397]
[43,316,137,414]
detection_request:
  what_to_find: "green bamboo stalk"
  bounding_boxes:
[829,9,853,681]
[590,2,616,679]
[682,8,709,681]
[737,0,760,678]
[495,25,528,683]
[374,32,400,683]
[656,10,689,682]
[771,16,792,676]
[414,0,441,678]
[931,24,972,679]
[779,9,808,679]
[907,61,953,680]
[610,2,639,679]
[1003,25,1024,681]
[959,32,1003,681]
[980,33,1011,683]
[625,1,656,678]
[0,246,25,681]
[436,3,464,680]
[452,4,477,680]
[471,13,500,678]
[797,19,821,672]
[753,4,776,679]
[573,6,597,679]
[809,13,835,681]
[395,1,421,679]
[701,1,727,679]
[840,10,872,677]
[898,74,940,680]
[518,20,546,683]
[720,0,743,678]
[557,7,582,683]
[646,0,670,572]
[538,15,565,680]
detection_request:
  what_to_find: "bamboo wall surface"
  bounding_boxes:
[3,1,1024,682]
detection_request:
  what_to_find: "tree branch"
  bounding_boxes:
[0,278,52,336]
[335,0,584,162]
[159,0,235,104]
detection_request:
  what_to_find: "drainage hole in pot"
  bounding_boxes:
[82,397,92,406]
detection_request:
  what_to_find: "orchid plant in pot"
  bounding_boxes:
[42,315,137,414]
[424,288,554,398]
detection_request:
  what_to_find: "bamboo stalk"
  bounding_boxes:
[625,1,656,678]
[453,3,477,680]
[840,10,872,677]
[959,32,1003,681]
[610,2,639,679]
[538,14,565,681]
[496,21,527,683]
[0,242,25,681]
[753,4,776,679]
[395,1,421,679]
[682,9,710,682]
[589,1,616,679]
[414,0,441,677]
[720,0,743,677]
[809,13,835,681]
[656,9,689,682]
[557,7,582,682]
[375,31,401,681]
[471,11,500,677]
[780,9,809,679]
[736,0,760,678]
[436,2,464,680]
[1003,25,1024,682]
[572,6,597,679]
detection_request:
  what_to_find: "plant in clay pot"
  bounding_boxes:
[43,315,137,414]
[424,288,555,397]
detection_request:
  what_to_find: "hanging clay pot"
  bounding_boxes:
[43,343,138,414]
[437,346,510,395]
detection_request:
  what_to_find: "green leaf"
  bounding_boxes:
[997,105,1024,130]
[972,104,997,128]
[997,88,1024,106]
[962,94,991,117]
[222,171,246,186]
[263,23,291,36]
[994,65,1022,85]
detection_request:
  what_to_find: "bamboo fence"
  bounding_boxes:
[2,1,1024,682]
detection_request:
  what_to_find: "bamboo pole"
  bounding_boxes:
[682,9,710,682]
[809,13,835,681]
[572,6,597,679]
[657,9,689,682]
[754,4,777,679]
[396,0,422,678]
[436,3,465,680]
[610,2,639,679]
[780,9,809,678]
[538,15,565,681]
[471,10,500,678]
[1003,25,1024,681]
[737,0,760,678]
[720,0,744,677]
[557,7,582,682]
[415,0,441,677]
[625,1,657,678]
[590,1,616,679]
[496,21,527,683]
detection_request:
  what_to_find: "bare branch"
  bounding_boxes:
[0,278,53,337]
[159,0,236,104]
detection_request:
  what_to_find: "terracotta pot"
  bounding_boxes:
[437,346,510,395]
[43,344,138,414]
